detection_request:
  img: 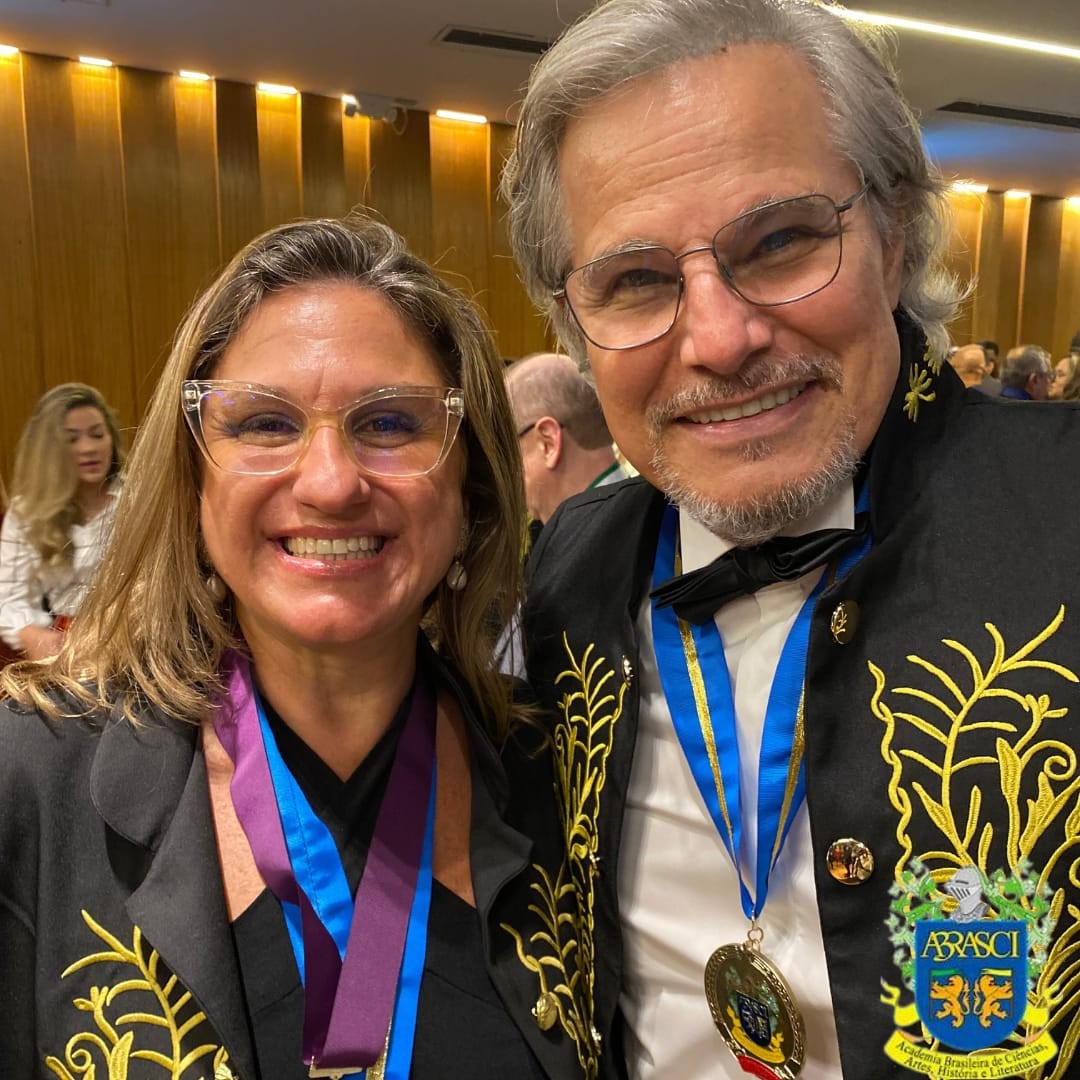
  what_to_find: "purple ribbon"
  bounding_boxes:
[214,650,437,1070]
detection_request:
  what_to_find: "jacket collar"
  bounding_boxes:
[864,310,961,542]
[90,709,258,1080]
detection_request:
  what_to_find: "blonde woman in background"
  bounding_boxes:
[1050,353,1079,401]
[0,382,125,659]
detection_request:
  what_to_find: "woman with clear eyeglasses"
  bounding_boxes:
[0,216,611,1079]
[0,382,126,661]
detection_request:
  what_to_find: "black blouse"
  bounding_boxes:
[230,691,546,1079]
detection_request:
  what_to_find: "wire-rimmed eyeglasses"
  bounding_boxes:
[182,381,465,478]
[553,184,870,351]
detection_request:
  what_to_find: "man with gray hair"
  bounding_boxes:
[502,0,1080,1077]
[505,352,627,525]
[1001,344,1054,401]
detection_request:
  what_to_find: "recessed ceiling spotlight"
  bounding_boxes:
[951,182,988,194]
[0,44,19,58]
[435,109,487,125]
[1005,189,1031,199]
[179,70,211,82]
[257,82,297,96]
[1067,196,1080,209]
[79,56,113,68]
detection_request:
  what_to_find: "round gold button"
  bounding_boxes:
[829,600,859,644]
[533,991,559,1031]
[826,838,874,884]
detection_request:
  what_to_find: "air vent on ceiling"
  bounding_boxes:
[939,101,1080,132]
[437,26,552,57]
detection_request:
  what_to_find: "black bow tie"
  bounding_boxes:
[650,514,869,624]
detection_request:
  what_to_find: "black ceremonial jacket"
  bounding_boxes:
[522,317,1080,1078]
[0,646,621,1080]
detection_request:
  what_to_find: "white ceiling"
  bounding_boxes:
[1,0,1078,195]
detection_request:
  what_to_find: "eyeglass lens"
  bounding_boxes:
[194,387,456,477]
[565,194,845,350]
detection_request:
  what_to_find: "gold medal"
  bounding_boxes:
[704,927,805,1079]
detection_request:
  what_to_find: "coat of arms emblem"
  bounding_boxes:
[881,863,1057,1077]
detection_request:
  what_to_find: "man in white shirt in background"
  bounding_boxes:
[502,1,1080,1078]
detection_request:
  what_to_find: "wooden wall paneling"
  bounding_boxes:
[1020,196,1063,351]
[970,192,1003,348]
[173,77,221,321]
[23,55,136,429]
[216,80,262,263]
[256,87,302,230]
[485,122,553,359]
[996,194,1031,350]
[301,93,347,219]
[430,116,490,309]
[367,109,432,260]
[119,67,189,415]
[342,113,371,212]
[1053,203,1080,360]
[942,192,983,345]
[0,52,43,485]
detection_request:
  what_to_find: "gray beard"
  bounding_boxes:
[652,420,859,546]
[646,354,859,546]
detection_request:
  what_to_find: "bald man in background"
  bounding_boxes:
[947,343,988,389]
[505,353,628,525]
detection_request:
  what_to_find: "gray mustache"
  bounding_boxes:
[647,355,844,427]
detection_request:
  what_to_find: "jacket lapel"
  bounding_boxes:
[91,711,258,1080]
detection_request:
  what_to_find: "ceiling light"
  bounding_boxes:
[1005,189,1031,199]
[0,45,19,58]
[257,82,297,96]
[79,56,113,68]
[950,182,988,195]
[341,94,358,107]
[179,70,211,82]
[1068,197,1080,209]
[435,109,487,125]
[834,9,1080,62]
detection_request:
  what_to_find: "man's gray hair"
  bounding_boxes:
[1002,344,1052,390]
[502,0,963,364]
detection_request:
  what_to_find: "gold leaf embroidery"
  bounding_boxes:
[502,635,624,1079]
[874,606,1080,1077]
[44,910,230,1080]
[903,365,936,422]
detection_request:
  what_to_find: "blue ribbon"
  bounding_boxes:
[650,496,870,921]
[258,695,436,1078]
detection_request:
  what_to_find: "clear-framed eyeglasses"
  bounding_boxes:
[554,184,870,351]
[182,381,465,478]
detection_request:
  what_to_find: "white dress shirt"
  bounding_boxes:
[0,487,120,649]
[618,485,854,1078]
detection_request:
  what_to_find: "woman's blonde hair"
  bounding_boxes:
[3,214,526,739]
[8,382,125,566]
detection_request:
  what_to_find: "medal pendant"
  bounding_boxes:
[704,936,805,1079]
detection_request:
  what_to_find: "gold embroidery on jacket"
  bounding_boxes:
[871,606,1080,1076]
[502,634,624,1079]
[44,909,232,1080]
[903,365,936,422]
